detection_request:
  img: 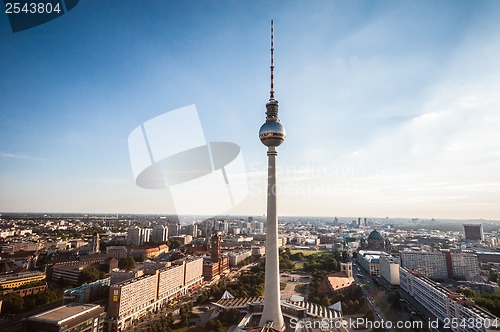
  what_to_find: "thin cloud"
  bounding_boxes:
[0,152,46,161]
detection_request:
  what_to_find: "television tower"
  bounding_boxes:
[258,20,286,330]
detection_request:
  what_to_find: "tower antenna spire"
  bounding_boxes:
[270,20,275,100]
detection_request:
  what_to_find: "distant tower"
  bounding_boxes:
[258,20,286,331]
[211,234,221,263]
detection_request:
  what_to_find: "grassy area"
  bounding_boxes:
[289,249,326,256]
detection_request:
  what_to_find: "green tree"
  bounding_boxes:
[1,292,25,314]
[78,267,106,284]
[118,257,136,270]
[219,308,241,325]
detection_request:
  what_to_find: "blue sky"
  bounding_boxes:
[1,0,500,220]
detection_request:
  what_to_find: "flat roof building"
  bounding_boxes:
[379,255,400,286]
[22,303,105,332]
[0,271,46,289]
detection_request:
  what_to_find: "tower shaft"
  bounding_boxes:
[259,146,285,330]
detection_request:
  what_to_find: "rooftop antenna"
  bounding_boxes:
[270,20,275,101]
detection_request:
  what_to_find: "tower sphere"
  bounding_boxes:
[259,121,286,147]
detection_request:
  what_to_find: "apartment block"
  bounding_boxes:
[451,252,480,279]
[400,251,448,279]
[107,257,203,332]
[108,273,159,331]
[184,257,203,289]
[400,267,498,332]
[157,264,184,301]
[400,250,480,280]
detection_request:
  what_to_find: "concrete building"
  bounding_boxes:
[252,246,266,257]
[211,234,221,263]
[400,267,498,332]
[157,264,184,301]
[183,257,204,289]
[141,228,152,244]
[51,264,87,286]
[107,257,203,331]
[22,303,105,332]
[400,250,448,279]
[451,252,480,279]
[106,246,128,260]
[400,250,480,280]
[357,250,390,275]
[151,224,168,243]
[185,224,198,238]
[63,278,110,304]
[463,224,484,241]
[126,226,142,246]
[379,255,400,286]
[0,271,46,289]
[110,269,144,285]
[167,222,180,238]
[108,273,159,331]
[229,249,252,267]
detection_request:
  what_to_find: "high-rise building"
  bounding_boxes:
[400,250,448,279]
[211,234,221,263]
[258,20,286,330]
[126,226,142,246]
[400,250,480,280]
[463,224,484,241]
[108,257,203,331]
[141,228,152,244]
[152,224,168,243]
[126,226,152,246]
[185,223,198,237]
[167,222,180,238]
[450,251,480,278]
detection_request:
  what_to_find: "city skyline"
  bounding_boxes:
[2,1,500,220]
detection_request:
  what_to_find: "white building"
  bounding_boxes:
[126,226,154,246]
[379,255,400,286]
[357,250,390,275]
[400,250,448,279]
[228,249,252,267]
[108,257,203,331]
[400,267,498,332]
